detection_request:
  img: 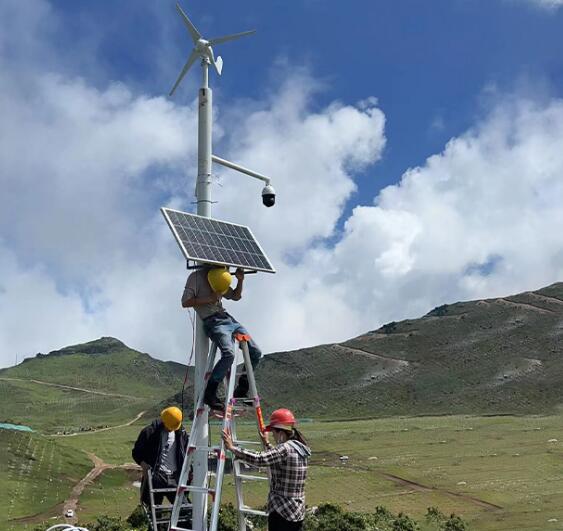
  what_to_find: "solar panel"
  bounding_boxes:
[161,207,276,273]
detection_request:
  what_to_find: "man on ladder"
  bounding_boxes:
[132,407,191,529]
[181,266,262,411]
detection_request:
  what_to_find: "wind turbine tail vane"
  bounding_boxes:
[214,56,223,76]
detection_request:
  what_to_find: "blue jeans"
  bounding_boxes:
[203,312,262,384]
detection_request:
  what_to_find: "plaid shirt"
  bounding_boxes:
[233,440,311,522]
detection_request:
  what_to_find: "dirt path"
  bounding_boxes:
[64,452,140,525]
[334,344,410,365]
[53,410,146,437]
[382,473,503,511]
[11,453,141,525]
[496,298,557,315]
[0,376,138,399]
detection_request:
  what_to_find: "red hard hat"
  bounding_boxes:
[265,408,296,432]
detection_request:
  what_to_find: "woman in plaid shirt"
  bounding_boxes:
[222,408,311,530]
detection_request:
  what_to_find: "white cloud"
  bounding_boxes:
[522,0,563,9]
[2,0,563,370]
[0,0,387,365]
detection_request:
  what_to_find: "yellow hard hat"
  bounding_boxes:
[160,406,182,431]
[207,267,232,295]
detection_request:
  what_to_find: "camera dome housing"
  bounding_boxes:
[262,184,276,207]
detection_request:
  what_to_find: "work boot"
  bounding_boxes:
[204,381,224,411]
[233,375,249,399]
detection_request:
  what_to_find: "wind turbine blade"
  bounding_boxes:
[176,3,201,43]
[208,30,256,46]
[169,50,198,96]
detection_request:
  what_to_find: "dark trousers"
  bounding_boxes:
[141,471,178,506]
[142,471,191,530]
[268,511,303,531]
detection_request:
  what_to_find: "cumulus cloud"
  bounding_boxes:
[0,0,386,365]
[2,0,563,369]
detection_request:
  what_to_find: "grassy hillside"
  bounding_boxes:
[0,378,146,433]
[0,430,91,530]
[0,337,187,399]
[160,283,563,419]
[252,282,563,418]
[0,337,190,433]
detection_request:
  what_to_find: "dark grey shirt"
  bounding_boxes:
[182,269,234,319]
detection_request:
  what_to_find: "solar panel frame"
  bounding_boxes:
[161,207,276,273]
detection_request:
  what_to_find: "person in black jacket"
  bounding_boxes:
[132,406,189,507]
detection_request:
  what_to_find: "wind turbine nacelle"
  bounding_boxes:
[196,39,209,52]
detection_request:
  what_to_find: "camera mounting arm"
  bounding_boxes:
[212,154,276,207]
[212,154,271,185]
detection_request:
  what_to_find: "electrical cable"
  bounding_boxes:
[181,267,198,417]
[181,307,196,416]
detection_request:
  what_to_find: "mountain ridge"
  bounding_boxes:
[2,281,563,427]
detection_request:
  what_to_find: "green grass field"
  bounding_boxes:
[4,413,563,530]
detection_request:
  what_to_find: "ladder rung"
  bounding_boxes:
[154,503,193,509]
[180,485,215,494]
[240,506,268,517]
[152,487,178,492]
[233,439,261,445]
[236,473,268,481]
[191,445,221,452]
[155,517,191,523]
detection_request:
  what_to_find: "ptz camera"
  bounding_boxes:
[262,184,276,207]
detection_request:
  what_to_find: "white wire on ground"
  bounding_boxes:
[46,525,90,531]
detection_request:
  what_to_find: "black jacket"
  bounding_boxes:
[132,419,189,471]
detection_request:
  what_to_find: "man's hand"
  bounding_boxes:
[140,461,151,473]
[235,268,245,282]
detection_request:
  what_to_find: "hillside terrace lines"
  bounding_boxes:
[0,377,140,399]
[527,292,563,306]
[381,473,503,511]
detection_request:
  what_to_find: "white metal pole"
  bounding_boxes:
[193,58,212,531]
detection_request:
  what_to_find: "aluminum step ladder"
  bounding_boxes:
[144,469,192,530]
[230,392,269,531]
[168,333,268,531]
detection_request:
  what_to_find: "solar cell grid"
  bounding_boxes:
[161,207,275,273]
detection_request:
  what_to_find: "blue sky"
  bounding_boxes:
[53,0,563,198]
[1,0,563,366]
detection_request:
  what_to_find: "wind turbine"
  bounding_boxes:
[167,5,274,531]
[169,3,255,96]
